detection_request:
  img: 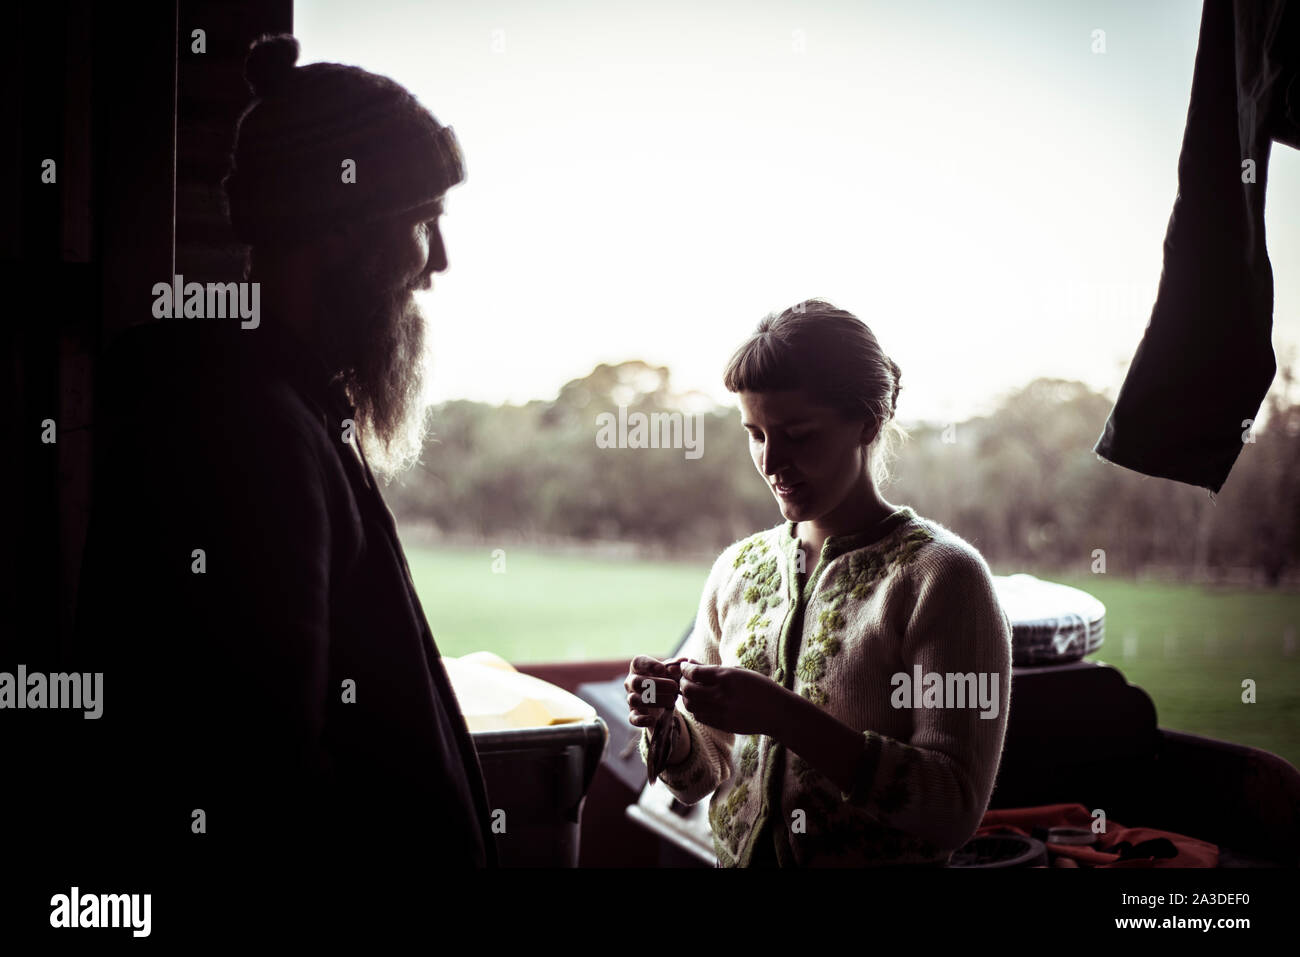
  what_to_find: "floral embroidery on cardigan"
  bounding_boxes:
[795,525,936,706]
[732,534,783,675]
[738,737,760,779]
[709,779,750,847]
[736,613,773,675]
[734,537,782,611]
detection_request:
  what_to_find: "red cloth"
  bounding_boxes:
[977,803,1219,868]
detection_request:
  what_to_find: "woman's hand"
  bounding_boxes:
[678,663,787,738]
[625,655,688,730]
[627,655,693,778]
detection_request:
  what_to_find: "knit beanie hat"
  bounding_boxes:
[222,33,465,247]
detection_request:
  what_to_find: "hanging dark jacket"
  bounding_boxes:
[1094,0,1300,494]
[70,316,498,877]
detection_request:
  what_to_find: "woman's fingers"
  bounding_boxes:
[678,672,719,713]
[628,656,692,735]
[626,656,684,698]
[629,708,672,728]
[680,661,720,682]
[626,676,679,712]
[629,655,669,678]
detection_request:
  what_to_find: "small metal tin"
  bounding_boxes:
[1046,826,1098,846]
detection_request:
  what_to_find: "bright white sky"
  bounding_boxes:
[295,0,1300,425]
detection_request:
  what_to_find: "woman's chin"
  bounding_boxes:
[777,498,812,522]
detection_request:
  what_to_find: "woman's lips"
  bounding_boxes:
[774,481,804,498]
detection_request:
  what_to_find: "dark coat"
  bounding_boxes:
[1094,0,1300,494]
[71,317,498,876]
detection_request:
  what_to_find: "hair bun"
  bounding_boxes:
[888,358,902,416]
[244,33,300,98]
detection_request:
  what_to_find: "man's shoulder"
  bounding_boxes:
[106,320,333,438]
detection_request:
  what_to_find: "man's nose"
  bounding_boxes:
[427,225,448,273]
[411,236,446,291]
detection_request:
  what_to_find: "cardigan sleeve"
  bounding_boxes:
[838,542,1013,853]
[638,545,737,806]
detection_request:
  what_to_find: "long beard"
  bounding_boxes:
[316,262,435,481]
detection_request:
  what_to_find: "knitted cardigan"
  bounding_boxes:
[640,505,1013,867]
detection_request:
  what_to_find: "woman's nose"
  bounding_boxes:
[761,438,789,476]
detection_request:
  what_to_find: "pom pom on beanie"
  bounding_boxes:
[244,33,300,99]
[222,33,465,247]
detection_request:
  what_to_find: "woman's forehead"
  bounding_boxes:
[737,389,830,422]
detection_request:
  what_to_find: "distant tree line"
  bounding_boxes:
[384,360,1300,584]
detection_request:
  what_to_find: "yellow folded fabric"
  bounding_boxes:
[442,653,598,732]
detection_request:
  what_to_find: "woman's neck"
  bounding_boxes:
[799,479,896,560]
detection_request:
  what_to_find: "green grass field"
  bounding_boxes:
[404,543,1300,770]
[403,543,711,664]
